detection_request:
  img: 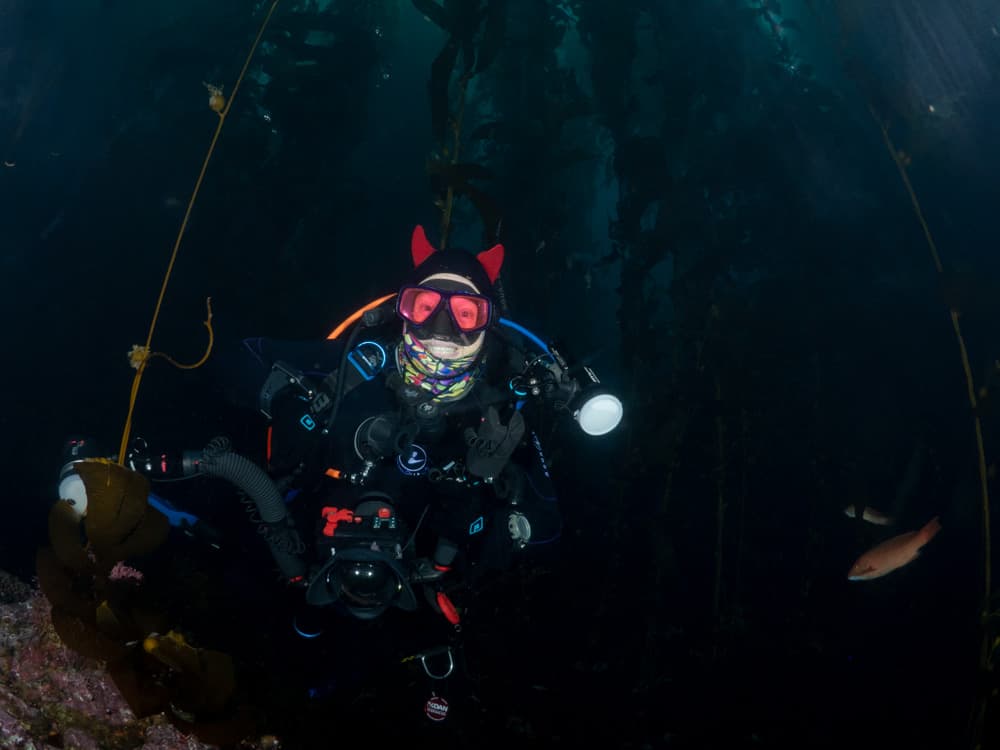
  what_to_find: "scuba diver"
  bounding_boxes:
[56,225,623,723]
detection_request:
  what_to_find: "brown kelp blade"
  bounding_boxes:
[50,607,130,663]
[144,631,236,716]
[35,546,97,621]
[47,500,92,572]
[102,504,170,564]
[74,460,168,563]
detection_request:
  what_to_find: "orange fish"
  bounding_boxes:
[843,504,895,526]
[847,517,942,581]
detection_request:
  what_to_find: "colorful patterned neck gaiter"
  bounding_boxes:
[396,331,479,402]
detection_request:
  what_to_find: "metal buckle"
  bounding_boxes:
[419,646,454,680]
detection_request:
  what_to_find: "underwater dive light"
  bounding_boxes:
[570,367,624,437]
[499,319,624,437]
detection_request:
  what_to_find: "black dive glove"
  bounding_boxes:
[464,406,525,481]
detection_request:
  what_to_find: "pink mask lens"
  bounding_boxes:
[400,288,443,324]
[448,295,489,331]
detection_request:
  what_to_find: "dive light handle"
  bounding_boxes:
[126,437,203,479]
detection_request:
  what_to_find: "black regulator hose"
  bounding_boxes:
[197,436,306,583]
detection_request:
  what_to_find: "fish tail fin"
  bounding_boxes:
[921,516,942,542]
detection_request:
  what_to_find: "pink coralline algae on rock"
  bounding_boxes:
[0,570,232,750]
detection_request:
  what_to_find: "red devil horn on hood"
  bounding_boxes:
[410,225,437,268]
[476,242,504,284]
[410,225,504,284]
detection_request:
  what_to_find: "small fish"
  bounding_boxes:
[843,504,895,526]
[847,517,942,581]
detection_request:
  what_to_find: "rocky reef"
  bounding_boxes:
[0,570,269,750]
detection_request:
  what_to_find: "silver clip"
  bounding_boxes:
[420,647,454,680]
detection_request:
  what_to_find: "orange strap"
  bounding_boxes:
[326,293,397,340]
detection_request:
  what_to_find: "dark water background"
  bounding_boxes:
[3,1,1000,748]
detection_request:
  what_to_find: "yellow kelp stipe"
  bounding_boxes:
[117,0,281,464]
